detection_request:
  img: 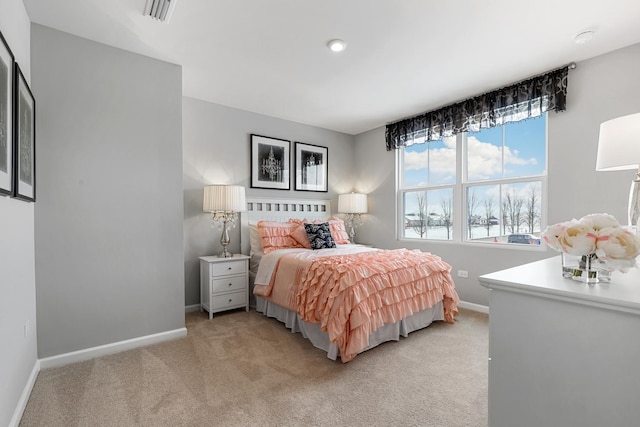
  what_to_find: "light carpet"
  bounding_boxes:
[20,308,488,426]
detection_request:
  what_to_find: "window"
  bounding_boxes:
[398,115,546,245]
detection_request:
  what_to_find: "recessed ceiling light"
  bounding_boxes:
[327,39,347,53]
[573,30,595,44]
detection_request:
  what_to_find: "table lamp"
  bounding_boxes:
[203,185,246,257]
[338,192,368,242]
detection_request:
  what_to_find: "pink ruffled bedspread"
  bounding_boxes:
[255,248,459,362]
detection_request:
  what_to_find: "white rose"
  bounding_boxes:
[595,227,640,261]
[542,222,566,251]
[557,220,597,255]
[580,213,620,231]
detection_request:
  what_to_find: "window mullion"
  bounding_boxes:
[453,133,464,241]
[501,125,506,178]
[396,150,403,239]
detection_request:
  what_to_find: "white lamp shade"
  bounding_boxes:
[596,112,640,171]
[338,193,368,214]
[203,185,246,212]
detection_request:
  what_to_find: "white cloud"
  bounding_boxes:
[468,136,536,180]
[404,138,456,182]
[404,136,537,182]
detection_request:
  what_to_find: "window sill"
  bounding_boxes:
[398,237,547,251]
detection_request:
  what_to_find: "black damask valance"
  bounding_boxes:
[385,65,570,150]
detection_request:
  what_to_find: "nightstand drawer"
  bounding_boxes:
[211,276,246,293]
[212,291,247,310]
[211,260,246,277]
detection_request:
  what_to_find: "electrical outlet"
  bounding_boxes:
[457,270,469,278]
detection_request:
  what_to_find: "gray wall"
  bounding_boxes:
[183,97,354,307]
[354,42,640,307]
[2,16,637,424]
[0,1,36,424]
[32,25,185,358]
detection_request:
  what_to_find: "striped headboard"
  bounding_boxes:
[240,197,332,255]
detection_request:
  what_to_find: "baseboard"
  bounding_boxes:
[39,327,188,370]
[185,304,201,313]
[458,300,489,314]
[9,359,40,427]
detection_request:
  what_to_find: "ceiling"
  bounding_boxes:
[23,0,640,135]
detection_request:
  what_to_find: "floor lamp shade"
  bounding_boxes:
[596,112,640,227]
[596,112,640,172]
[203,185,246,213]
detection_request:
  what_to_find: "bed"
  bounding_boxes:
[240,197,459,362]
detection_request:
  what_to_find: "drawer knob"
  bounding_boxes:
[228,283,232,286]
[227,267,232,270]
[228,299,232,302]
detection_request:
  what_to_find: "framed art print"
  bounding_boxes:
[0,30,14,196]
[13,63,35,202]
[250,134,290,190]
[295,142,328,192]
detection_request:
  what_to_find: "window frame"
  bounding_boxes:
[396,117,548,248]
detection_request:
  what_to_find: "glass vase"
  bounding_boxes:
[561,253,612,284]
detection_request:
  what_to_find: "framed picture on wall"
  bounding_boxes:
[294,142,328,192]
[0,30,14,196]
[250,134,290,190]
[13,63,35,202]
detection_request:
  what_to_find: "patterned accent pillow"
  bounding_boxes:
[304,222,336,250]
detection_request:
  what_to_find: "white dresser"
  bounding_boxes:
[479,255,640,427]
[199,254,250,319]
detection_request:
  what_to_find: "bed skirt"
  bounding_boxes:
[255,296,444,361]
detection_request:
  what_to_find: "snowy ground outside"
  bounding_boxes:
[403,224,542,244]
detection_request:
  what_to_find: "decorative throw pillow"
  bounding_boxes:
[304,222,336,250]
[257,221,304,254]
[327,216,350,244]
[290,224,312,248]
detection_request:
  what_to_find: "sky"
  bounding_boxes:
[402,115,546,230]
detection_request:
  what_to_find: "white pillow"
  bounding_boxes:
[249,222,262,256]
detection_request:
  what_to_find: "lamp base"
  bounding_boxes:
[348,225,356,244]
[629,176,640,228]
[218,245,233,258]
[345,213,358,243]
[218,218,234,258]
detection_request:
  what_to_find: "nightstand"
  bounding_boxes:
[199,254,250,319]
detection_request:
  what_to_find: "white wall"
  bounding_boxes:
[31,25,185,358]
[0,1,37,425]
[183,97,355,307]
[354,42,640,306]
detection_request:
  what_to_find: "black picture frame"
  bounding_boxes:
[0,30,14,196]
[250,134,290,190]
[294,142,328,192]
[13,63,35,202]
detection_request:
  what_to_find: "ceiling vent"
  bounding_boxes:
[143,0,177,23]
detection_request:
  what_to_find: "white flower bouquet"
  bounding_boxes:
[542,213,640,272]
